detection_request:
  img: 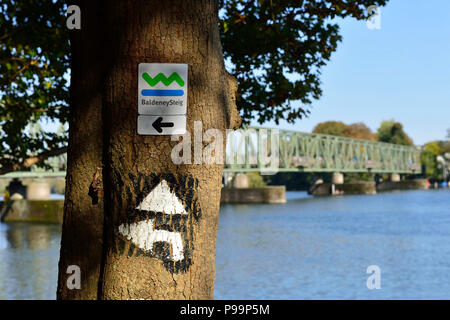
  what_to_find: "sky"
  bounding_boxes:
[253,0,450,145]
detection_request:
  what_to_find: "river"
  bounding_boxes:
[0,189,449,299]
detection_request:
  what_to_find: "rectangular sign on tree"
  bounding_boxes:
[137,63,188,135]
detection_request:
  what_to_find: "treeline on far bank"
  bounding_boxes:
[261,120,450,190]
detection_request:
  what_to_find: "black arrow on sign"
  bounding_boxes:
[152,116,175,133]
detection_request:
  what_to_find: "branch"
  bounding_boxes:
[8,59,39,83]
[0,146,67,176]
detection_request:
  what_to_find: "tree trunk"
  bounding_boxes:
[57,1,105,300]
[57,0,240,300]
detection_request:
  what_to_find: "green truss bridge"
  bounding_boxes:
[224,127,422,174]
[0,126,422,179]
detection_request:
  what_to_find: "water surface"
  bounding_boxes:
[0,222,61,299]
[215,189,450,299]
[1,189,449,299]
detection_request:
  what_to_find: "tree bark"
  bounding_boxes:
[57,1,107,299]
[57,0,240,300]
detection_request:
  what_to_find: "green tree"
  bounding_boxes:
[1,0,389,175]
[377,120,413,146]
[312,121,375,140]
[344,122,376,141]
[421,141,446,179]
[246,172,267,188]
[312,121,348,136]
[0,0,69,174]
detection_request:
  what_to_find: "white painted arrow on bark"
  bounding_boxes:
[118,180,186,261]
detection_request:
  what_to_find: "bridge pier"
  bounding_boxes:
[221,173,286,203]
[26,180,51,200]
[391,173,401,182]
[332,172,344,185]
[233,173,249,188]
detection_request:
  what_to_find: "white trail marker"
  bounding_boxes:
[118,180,187,261]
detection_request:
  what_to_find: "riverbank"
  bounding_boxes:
[377,179,429,192]
[309,179,429,196]
[1,186,287,223]
[0,180,440,223]
[1,199,63,223]
[221,186,286,204]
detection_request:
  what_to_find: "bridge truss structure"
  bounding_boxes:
[1,126,422,179]
[224,127,422,174]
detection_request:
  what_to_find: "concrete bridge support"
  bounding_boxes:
[391,173,401,182]
[332,172,344,185]
[26,181,51,200]
[233,173,249,189]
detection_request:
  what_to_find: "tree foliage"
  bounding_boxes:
[245,172,267,187]
[377,120,413,146]
[311,119,414,146]
[220,0,388,124]
[421,141,444,179]
[312,121,376,140]
[421,139,450,179]
[0,0,69,174]
[345,123,376,141]
[312,121,347,136]
[1,0,389,174]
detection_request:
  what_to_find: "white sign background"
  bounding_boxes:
[138,63,188,116]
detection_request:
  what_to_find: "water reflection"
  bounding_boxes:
[5,225,52,250]
[0,223,61,300]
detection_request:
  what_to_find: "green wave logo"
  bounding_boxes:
[142,72,185,87]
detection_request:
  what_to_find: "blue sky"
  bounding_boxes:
[254,0,450,145]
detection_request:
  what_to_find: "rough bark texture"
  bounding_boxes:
[57,0,240,300]
[57,1,105,300]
